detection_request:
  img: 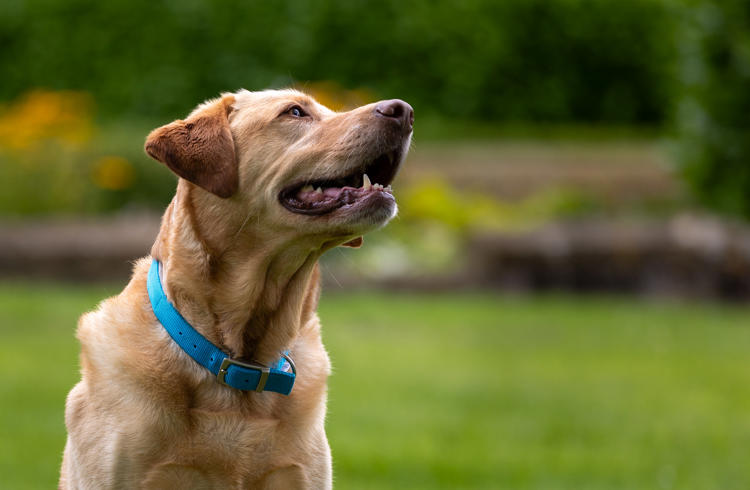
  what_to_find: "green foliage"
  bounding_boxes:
[0,0,675,124]
[328,179,601,276]
[0,90,176,216]
[398,179,597,232]
[3,284,750,488]
[675,0,750,218]
[0,128,175,216]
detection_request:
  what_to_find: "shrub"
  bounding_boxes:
[675,0,750,218]
[0,0,674,124]
[0,90,174,216]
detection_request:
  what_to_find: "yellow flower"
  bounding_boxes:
[302,81,374,111]
[0,90,93,150]
[92,156,135,190]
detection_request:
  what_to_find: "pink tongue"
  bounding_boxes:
[296,190,322,202]
[296,187,343,203]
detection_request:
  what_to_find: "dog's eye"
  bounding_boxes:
[287,106,307,118]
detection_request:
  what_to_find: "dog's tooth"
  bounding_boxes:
[301,185,314,193]
[385,184,392,191]
[362,174,372,190]
[314,187,323,194]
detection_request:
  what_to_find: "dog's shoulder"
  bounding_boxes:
[76,259,158,375]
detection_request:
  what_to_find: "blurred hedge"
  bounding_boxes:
[0,0,675,124]
[0,91,175,216]
[675,0,750,218]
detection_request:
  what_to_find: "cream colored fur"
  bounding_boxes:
[59,89,411,489]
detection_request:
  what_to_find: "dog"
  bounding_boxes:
[59,89,413,489]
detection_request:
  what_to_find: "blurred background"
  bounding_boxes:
[1,1,750,488]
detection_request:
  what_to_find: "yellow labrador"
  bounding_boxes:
[60,89,413,489]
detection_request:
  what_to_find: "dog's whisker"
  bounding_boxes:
[321,263,342,289]
[232,209,254,242]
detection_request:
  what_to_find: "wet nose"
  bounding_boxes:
[374,99,414,131]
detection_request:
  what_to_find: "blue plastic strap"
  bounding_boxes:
[147,259,295,395]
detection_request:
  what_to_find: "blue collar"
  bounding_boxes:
[147,259,296,395]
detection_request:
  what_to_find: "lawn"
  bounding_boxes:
[1,283,749,489]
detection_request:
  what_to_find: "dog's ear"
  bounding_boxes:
[145,94,238,198]
[341,236,363,248]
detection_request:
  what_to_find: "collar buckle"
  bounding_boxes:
[280,352,297,376]
[218,357,270,392]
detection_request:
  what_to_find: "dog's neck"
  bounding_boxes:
[150,182,323,365]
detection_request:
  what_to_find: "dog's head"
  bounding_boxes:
[145,89,413,250]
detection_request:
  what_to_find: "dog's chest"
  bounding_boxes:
[139,408,285,486]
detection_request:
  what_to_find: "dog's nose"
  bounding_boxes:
[374,99,414,131]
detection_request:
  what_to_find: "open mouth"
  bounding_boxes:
[280,151,402,215]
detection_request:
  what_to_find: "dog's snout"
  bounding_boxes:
[374,99,414,131]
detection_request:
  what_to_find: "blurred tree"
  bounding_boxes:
[675,0,750,218]
[0,0,674,124]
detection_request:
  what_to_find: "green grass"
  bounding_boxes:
[1,284,750,489]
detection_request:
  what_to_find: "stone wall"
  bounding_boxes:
[2,213,749,300]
